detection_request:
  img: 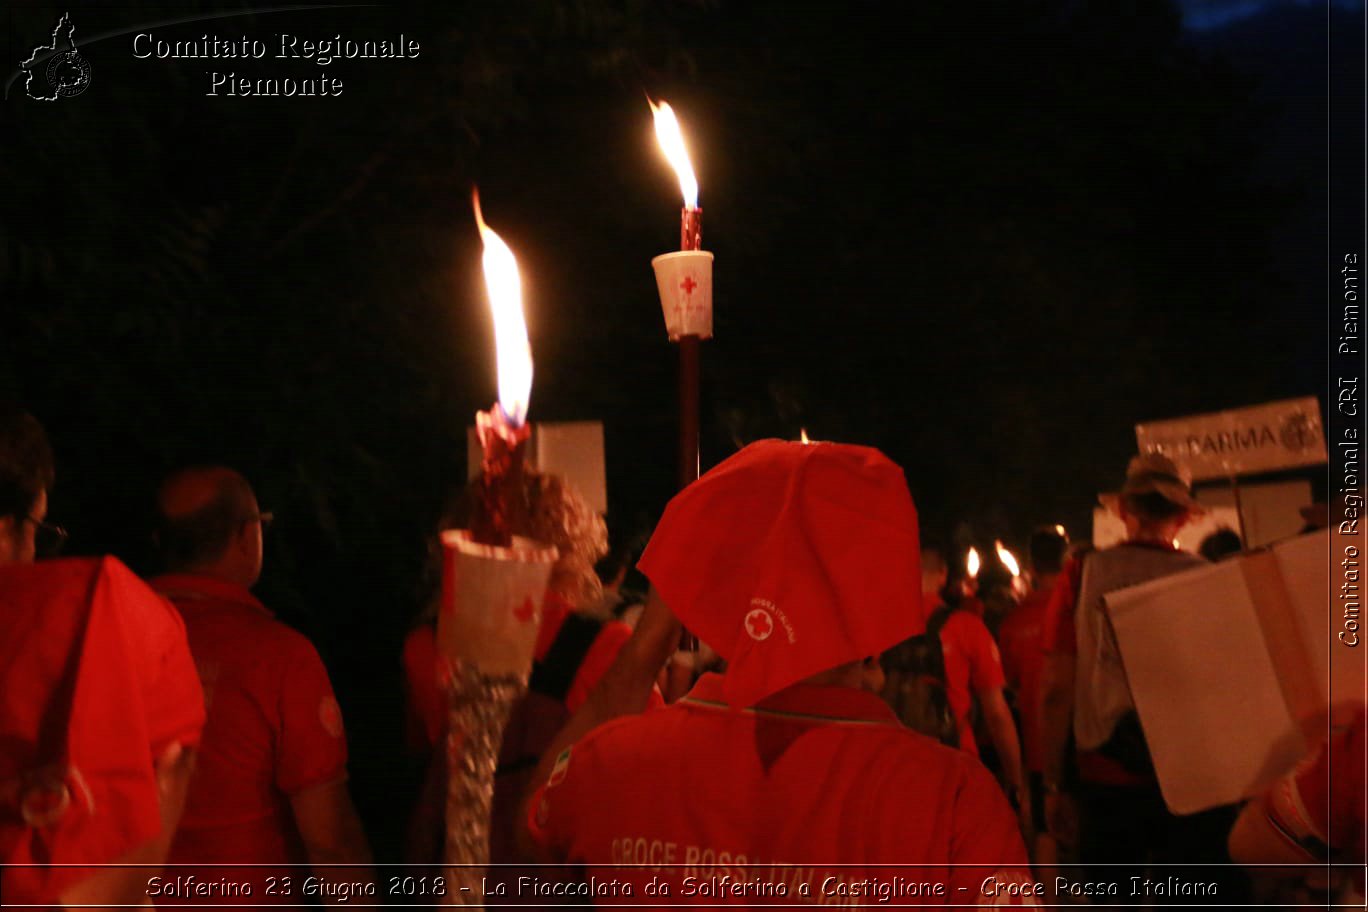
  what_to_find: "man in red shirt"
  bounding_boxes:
[997,527,1067,865]
[153,466,372,902]
[923,547,1027,820]
[517,441,1038,907]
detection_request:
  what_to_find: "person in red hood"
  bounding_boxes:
[516,440,1037,907]
[152,466,372,902]
[1,409,204,907]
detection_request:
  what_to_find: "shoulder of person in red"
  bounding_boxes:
[1,557,205,904]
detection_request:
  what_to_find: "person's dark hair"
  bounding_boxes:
[155,469,255,572]
[1198,528,1243,562]
[1121,490,1188,523]
[595,542,634,586]
[0,410,55,520]
[1028,527,1069,575]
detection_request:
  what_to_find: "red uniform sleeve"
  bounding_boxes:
[1041,556,1083,655]
[525,744,586,858]
[945,761,1036,903]
[962,613,1006,695]
[274,635,349,795]
[565,620,666,714]
[402,623,444,753]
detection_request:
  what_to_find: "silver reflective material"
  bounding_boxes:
[442,657,527,908]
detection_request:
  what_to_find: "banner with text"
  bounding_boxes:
[1135,397,1327,481]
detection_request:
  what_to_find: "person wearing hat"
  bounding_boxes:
[1039,453,1247,904]
[515,440,1035,903]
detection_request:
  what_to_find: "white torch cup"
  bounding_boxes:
[651,250,714,340]
[438,530,557,676]
[438,530,557,907]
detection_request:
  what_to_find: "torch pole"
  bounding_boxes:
[677,206,703,489]
[678,206,703,657]
[678,338,700,488]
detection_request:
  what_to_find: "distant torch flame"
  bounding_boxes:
[995,540,1021,578]
[649,99,699,209]
[800,428,811,444]
[472,190,532,427]
[1055,524,1067,538]
[966,547,981,579]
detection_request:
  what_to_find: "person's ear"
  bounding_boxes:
[234,517,257,554]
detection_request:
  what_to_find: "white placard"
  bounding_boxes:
[1104,531,1356,814]
[1195,479,1312,549]
[467,420,607,514]
[1135,397,1327,481]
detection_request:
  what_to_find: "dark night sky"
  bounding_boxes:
[2,0,1362,851]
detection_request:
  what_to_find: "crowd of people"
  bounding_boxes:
[1,406,1362,909]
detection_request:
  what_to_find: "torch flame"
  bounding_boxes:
[995,540,1021,578]
[800,428,811,445]
[649,98,699,209]
[1054,524,1068,538]
[472,189,532,427]
[966,547,981,579]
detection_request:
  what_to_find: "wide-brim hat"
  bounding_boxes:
[637,439,922,707]
[1099,452,1204,515]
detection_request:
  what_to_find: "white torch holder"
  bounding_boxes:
[438,530,557,907]
[651,250,714,340]
[437,530,558,678]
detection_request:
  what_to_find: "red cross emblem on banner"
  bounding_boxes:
[745,608,774,641]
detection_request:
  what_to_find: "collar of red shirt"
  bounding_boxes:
[680,672,901,727]
[151,573,271,617]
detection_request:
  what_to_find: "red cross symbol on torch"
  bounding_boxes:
[680,275,697,295]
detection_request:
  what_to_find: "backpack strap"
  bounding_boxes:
[925,601,961,638]
[529,613,603,704]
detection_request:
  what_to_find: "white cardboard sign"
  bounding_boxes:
[466,420,607,514]
[1105,531,1363,814]
[1135,397,1327,481]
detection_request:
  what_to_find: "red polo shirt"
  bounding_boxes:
[528,673,1034,906]
[998,589,1050,773]
[154,575,348,896]
[939,610,1006,757]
